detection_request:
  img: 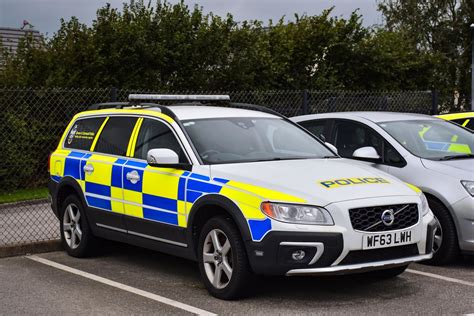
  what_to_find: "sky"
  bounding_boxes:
[0,0,383,37]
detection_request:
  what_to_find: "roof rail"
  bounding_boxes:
[129,94,230,102]
[88,102,129,110]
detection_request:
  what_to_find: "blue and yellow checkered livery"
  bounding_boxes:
[50,148,306,241]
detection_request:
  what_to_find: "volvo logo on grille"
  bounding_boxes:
[381,209,395,226]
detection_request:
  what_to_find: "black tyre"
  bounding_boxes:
[423,198,459,265]
[366,265,408,279]
[197,216,253,300]
[60,195,97,257]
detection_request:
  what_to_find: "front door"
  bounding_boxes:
[122,117,190,246]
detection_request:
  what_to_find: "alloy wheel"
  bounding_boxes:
[432,219,443,254]
[63,203,82,249]
[202,229,233,289]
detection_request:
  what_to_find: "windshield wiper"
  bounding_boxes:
[438,154,474,161]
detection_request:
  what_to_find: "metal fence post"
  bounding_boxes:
[431,90,438,115]
[470,23,474,110]
[301,90,309,115]
[110,86,117,102]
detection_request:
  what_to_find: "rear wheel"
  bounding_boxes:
[423,198,459,265]
[60,195,97,257]
[198,216,253,300]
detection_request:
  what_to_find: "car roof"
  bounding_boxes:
[167,105,277,120]
[436,112,474,120]
[78,104,278,122]
[292,111,438,123]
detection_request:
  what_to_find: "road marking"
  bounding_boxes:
[406,269,474,287]
[26,255,217,316]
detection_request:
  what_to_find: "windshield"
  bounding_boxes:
[183,117,336,164]
[378,120,474,160]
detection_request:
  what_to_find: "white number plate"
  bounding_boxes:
[363,230,414,249]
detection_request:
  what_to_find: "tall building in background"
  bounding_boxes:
[0,26,42,63]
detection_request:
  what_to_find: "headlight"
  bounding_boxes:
[420,192,430,216]
[261,202,334,225]
[461,180,474,197]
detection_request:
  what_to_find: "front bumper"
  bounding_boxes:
[286,253,432,276]
[246,196,436,276]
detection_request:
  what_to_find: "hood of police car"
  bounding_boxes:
[210,158,418,206]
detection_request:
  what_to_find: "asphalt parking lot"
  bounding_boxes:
[1,242,473,315]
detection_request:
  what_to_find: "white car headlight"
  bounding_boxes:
[461,180,474,197]
[420,192,430,216]
[261,202,334,225]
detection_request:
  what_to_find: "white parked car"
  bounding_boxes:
[49,97,436,300]
[292,112,474,265]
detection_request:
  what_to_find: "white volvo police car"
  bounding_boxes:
[49,95,436,299]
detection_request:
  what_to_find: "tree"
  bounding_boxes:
[378,0,474,109]
[0,0,439,93]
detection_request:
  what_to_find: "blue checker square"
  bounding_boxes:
[64,157,82,179]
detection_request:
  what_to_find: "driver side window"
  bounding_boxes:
[134,118,188,163]
[334,120,383,158]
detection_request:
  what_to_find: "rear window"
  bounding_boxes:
[94,116,138,156]
[65,117,105,151]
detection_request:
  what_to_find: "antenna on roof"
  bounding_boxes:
[128,94,230,102]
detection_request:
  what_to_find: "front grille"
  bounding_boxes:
[339,244,419,265]
[349,204,419,232]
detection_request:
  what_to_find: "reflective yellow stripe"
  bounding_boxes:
[90,117,109,151]
[126,118,143,157]
[448,143,471,154]
[76,109,175,124]
[405,182,421,193]
[462,119,470,127]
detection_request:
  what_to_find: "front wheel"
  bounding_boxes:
[423,198,459,265]
[60,195,97,257]
[198,216,253,300]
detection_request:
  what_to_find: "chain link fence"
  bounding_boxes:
[0,87,435,250]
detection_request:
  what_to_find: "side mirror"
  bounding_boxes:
[147,149,191,170]
[325,142,338,155]
[352,146,381,163]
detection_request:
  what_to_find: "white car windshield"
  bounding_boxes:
[379,119,474,160]
[183,117,336,164]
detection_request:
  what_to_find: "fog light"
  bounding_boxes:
[291,250,306,261]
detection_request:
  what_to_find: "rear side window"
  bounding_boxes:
[94,116,138,156]
[65,117,105,150]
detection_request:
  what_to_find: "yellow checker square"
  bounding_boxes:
[84,154,116,185]
[77,180,86,192]
[123,189,143,218]
[178,214,187,227]
[177,201,193,227]
[142,170,181,200]
[51,149,71,177]
[110,187,124,214]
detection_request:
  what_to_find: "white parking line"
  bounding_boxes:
[26,255,217,316]
[406,269,474,287]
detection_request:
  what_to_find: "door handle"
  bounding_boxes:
[83,164,94,174]
[126,170,140,184]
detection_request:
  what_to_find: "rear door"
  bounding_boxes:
[122,117,191,246]
[84,116,139,231]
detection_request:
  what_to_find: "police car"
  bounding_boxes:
[49,95,436,299]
